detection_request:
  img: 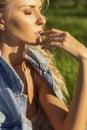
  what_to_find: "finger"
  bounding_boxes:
[41,41,53,50]
[41,41,62,50]
[39,37,64,46]
[40,28,63,36]
[39,34,65,45]
[39,36,50,45]
[41,39,64,49]
[42,45,53,50]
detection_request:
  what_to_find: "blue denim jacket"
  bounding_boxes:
[0,56,32,130]
[0,47,63,130]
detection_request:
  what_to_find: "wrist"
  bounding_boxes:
[78,48,87,63]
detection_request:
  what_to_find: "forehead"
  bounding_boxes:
[7,0,42,9]
[19,0,41,5]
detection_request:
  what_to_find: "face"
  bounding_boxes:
[2,0,46,45]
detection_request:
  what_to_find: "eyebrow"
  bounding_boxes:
[19,5,42,9]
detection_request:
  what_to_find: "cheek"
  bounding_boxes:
[6,14,36,43]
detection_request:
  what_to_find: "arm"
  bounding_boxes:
[37,29,87,130]
[64,59,87,130]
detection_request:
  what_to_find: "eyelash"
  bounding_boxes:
[24,11,32,15]
[24,9,43,15]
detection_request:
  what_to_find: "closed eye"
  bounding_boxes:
[24,10,32,15]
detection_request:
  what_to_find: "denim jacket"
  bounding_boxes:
[0,47,63,130]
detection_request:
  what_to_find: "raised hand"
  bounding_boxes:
[39,29,87,61]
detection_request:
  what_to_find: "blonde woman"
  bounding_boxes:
[0,0,87,130]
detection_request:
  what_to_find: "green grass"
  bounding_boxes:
[44,3,87,105]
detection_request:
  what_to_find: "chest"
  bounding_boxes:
[13,62,38,119]
[14,62,37,96]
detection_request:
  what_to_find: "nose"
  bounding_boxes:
[36,13,46,26]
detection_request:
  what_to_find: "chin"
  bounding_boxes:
[21,35,39,45]
[29,36,40,45]
[24,39,37,45]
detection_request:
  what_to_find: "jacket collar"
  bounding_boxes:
[0,56,24,93]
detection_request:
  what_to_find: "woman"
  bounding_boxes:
[0,0,87,130]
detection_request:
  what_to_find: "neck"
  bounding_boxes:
[0,43,25,66]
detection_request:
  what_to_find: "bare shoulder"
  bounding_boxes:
[36,68,68,110]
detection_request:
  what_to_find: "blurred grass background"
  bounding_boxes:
[44,0,87,105]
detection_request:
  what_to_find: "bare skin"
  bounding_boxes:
[0,0,87,130]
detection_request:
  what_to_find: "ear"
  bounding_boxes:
[0,12,5,30]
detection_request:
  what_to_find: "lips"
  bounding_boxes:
[35,32,40,37]
[35,30,42,38]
